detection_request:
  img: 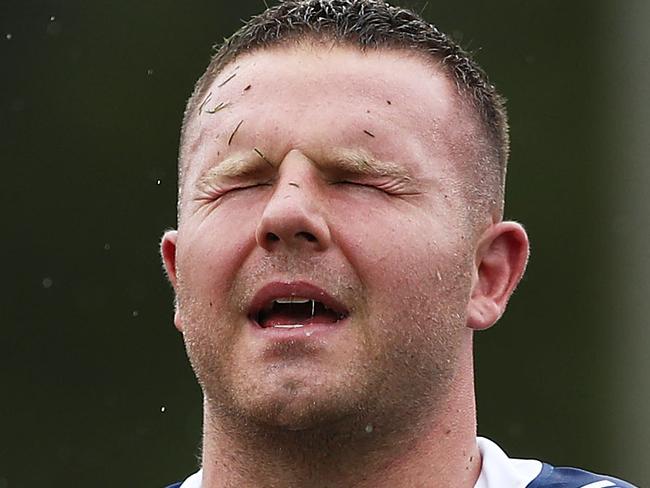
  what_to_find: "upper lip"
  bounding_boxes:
[248,281,349,321]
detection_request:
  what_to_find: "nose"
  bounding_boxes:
[255,156,331,253]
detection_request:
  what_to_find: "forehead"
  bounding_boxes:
[181,44,473,183]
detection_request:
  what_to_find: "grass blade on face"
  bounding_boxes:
[228,120,244,146]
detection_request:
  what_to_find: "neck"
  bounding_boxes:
[199,353,481,488]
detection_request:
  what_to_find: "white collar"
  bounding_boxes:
[474,437,543,488]
[178,469,202,488]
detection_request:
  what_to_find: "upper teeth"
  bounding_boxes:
[274,297,311,304]
[268,297,317,318]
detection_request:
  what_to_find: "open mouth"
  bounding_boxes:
[254,297,347,329]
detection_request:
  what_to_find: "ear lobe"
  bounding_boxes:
[160,230,184,332]
[466,222,529,330]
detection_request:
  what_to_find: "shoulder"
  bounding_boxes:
[527,463,638,488]
[477,437,637,488]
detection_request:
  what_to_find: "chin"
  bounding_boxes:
[207,370,366,433]
[260,404,345,432]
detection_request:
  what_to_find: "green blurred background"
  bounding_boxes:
[1,0,648,486]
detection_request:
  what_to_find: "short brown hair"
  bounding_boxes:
[180,0,509,219]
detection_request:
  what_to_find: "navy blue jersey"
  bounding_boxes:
[527,464,636,488]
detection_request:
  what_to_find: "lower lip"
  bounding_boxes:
[249,318,348,339]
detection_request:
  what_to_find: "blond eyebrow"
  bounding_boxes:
[197,152,272,186]
[328,149,412,181]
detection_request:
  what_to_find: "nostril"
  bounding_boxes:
[267,232,280,242]
[297,231,317,242]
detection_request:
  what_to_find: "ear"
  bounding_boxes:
[160,230,184,332]
[466,221,529,330]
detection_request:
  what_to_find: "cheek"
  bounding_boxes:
[176,211,259,300]
[333,208,447,282]
[332,206,474,316]
[174,216,259,385]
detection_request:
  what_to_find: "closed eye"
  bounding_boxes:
[195,181,273,203]
[229,182,273,192]
[329,179,422,198]
[330,180,387,193]
[332,180,374,187]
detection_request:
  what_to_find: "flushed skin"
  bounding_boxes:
[162,45,529,488]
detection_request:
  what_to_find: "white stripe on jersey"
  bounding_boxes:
[580,481,617,488]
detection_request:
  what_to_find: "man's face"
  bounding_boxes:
[164,46,483,431]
